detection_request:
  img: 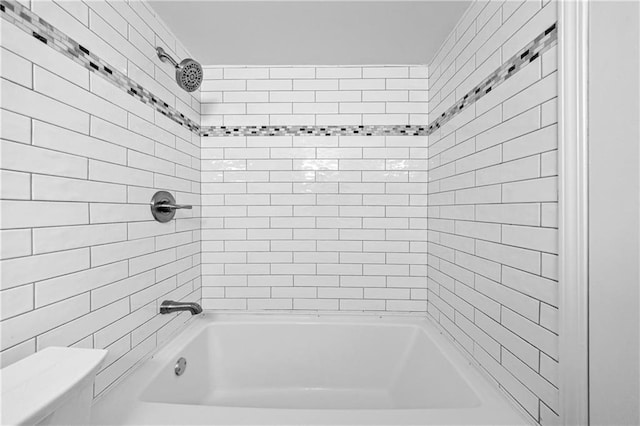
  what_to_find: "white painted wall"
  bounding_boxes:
[148,1,471,65]
[588,1,640,424]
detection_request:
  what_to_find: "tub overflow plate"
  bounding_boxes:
[174,357,187,376]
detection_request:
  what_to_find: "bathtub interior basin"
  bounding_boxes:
[139,322,480,410]
[91,314,527,425]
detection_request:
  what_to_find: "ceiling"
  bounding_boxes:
[148,1,471,66]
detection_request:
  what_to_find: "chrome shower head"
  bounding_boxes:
[156,47,203,93]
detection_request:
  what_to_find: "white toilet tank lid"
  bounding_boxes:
[0,347,108,425]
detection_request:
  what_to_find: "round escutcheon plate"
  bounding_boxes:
[150,191,177,223]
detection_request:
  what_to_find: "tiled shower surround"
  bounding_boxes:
[200,132,429,312]
[198,66,430,312]
[426,0,559,423]
[0,0,559,424]
[0,0,202,397]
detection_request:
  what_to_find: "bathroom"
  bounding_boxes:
[0,0,638,424]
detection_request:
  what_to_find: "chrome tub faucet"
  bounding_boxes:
[160,300,203,315]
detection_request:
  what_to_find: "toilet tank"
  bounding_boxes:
[0,347,107,425]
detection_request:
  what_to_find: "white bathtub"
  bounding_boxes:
[91,314,527,425]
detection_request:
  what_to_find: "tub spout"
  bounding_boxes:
[160,300,203,315]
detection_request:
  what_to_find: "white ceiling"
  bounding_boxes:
[148,1,471,66]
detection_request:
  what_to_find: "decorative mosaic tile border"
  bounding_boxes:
[0,0,200,133]
[1,0,556,138]
[427,22,557,133]
[200,124,428,137]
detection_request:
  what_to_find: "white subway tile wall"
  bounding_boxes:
[201,132,429,313]
[199,65,430,313]
[0,0,202,397]
[426,0,558,424]
[201,66,428,127]
[199,67,429,314]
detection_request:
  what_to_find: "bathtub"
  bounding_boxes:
[91,314,527,425]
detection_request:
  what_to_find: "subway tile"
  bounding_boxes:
[0,248,90,291]
[386,79,428,90]
[0,230,31,260]
[456,106,502,143]
[502,348,559,412]
[33,1,126,71]
[129,248,176,275]
[39,298,130,351]
[91,117,154,154]
[502,225,558,254]
[475,203,541,226]
[474,345,539,418]
[293,79,340,91]
[340,299,385,311]
[476,240,540,275]
[1,22,90,90]
[502,307,558,359]
[340,103,385,114]
[0,200,89,229]
[502,176,558,203]
[34,67,127,127]
[502,265,558,306]
[316,67,362,79]
[223,68,269,79]
[541,98,557,127]
[363,67,409,79]
[294,299,338,310]
[315,91,361,102]
[201,79,246,91]
[247,80,291,91]
[541,203,558,228]
[475,310,540,370]
[503,72,557,120]
[32,175,126,203]
[1,294,90,349]
[86,1,127,36]
[1,47,32,88]
[89,159,154,187]
[0,109,30,145]
[475,155,540,186]
[269,91,315,103]
[0,285,33,321]
[33,120,126,165]
[339,79,385,90]
[0,170,30,201]
[94,304,155,349]
[1,139,87,179]
[476,107,541,151]
[269,68,315,79]
[502,124,558,162]
[91,238,155,267]
[33,223,127,255]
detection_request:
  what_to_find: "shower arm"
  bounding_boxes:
[156,47,178,68]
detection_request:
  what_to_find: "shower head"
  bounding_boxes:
[156,47,203,92]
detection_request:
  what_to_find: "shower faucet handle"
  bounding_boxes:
[156,203,192,211]
[150,191,192,223]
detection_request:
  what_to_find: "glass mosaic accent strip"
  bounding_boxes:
[1,0,556,138]
[426,22,558,134]
[199,124,428,137]
[0,0,200,133]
